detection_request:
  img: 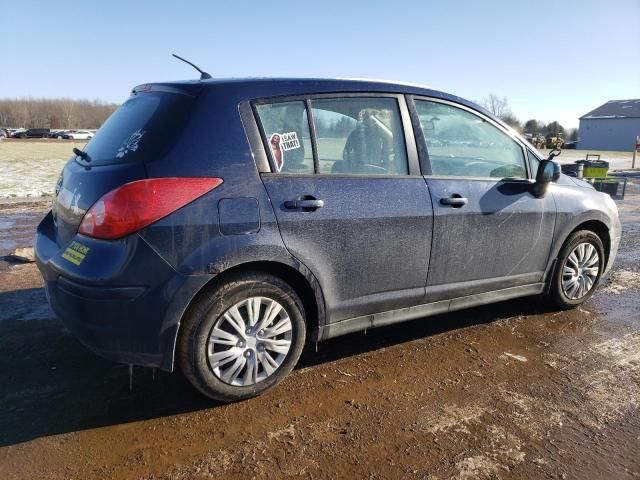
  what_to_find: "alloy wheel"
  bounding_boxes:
[562,242,600,300]
[207,297,293,386]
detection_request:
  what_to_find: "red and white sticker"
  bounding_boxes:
[268,131,300,172]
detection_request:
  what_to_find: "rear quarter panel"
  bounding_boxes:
[139,87,294,276]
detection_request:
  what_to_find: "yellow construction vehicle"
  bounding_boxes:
[545,135,565,149]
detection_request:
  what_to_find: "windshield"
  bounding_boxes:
[82,90,194,165]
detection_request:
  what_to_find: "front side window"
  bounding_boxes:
[256,101,313,173]
[415,100,526,179]
[310,97,408,175]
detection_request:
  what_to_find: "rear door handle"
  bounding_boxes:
[440,195,467,208]
[284,197,324,210]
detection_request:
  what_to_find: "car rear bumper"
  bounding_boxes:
[35,211,211,371]
[43,275,167,367]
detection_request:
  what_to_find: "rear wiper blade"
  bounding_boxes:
[72,147,90,162]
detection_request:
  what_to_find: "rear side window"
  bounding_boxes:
[310,97,408,175]
[256,101,313,173]
[83,91,194,165]
[415,100,526,179]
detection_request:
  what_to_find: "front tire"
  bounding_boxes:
[178,273,306,402]
[549,230,605,309]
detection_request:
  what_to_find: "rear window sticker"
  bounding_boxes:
[116,129,146,158]
[268,131,300,172]
[62,241,90,266]
[269,133,283,172]
[280,132,300,151]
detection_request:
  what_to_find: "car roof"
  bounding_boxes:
[136,77,489,116]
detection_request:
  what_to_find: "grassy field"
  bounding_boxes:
[0,139,86,199]
[0,139,636,200]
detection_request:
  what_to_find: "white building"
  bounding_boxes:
[578,99,640,151]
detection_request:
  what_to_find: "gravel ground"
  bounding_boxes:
[0,182,638,480]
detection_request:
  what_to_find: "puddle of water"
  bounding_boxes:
[0,212,43,256]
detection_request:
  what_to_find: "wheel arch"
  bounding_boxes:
[168,259,326,371]
[203,260,324,336]
[568,219,611,265]
[544,217,611,292]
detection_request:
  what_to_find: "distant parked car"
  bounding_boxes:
[49,130,68,138]
[13,128,50,138]
[0,128,9,138]
[563,141,577,150]
[63,130,94,140]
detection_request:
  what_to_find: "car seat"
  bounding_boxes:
[332,111,391,174]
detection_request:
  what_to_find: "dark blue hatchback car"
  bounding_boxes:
[36,78,620,401]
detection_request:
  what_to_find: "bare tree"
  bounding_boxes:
[479,94,522,132]
[0,98,118,129]
[479,94,511,118]
[62,98,75,129]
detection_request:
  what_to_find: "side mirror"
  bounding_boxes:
[533,159,561,198]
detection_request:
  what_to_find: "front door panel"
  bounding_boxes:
[425,178,555,300]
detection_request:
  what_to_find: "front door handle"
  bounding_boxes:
[284,196,324,210]
[440,195,468,208]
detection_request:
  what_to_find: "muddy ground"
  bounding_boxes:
[0,183,639,480]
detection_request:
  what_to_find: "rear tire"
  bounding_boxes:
[548,230,605,309]
[178,273,306,402]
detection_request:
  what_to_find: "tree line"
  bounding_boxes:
[479,94,578,141]
[0,98,119,129]
[0,94,579,141]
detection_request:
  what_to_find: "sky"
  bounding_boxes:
[2,0,639,128]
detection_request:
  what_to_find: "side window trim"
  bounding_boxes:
[305,98,320,174]
[240,101,271,173]
[252,93,420,177]
[406,95,431,176]
[398,95,421,176]
[407,95,531,180]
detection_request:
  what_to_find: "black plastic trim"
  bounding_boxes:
[57,276,145,301]
[319,283,545,340]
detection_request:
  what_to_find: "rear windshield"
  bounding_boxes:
[82,90,194,165]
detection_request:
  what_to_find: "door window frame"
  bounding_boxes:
[250,93,422,177]
[407,95,533,181]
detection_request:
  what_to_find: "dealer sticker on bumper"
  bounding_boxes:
[62,241,90,266]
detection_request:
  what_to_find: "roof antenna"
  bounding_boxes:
[171,53,212,80]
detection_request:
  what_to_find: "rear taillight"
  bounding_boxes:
[78,177,223,240]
